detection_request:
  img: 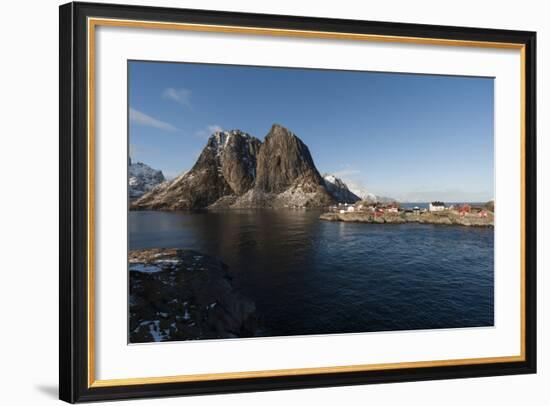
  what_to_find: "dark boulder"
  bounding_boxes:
[129,248,259,343]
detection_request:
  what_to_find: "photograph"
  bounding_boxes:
[127,61,495,344]
[55,2,537,402]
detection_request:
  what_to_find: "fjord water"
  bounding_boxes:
[129,210,494,336]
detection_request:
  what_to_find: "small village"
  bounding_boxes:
[329,200,492,216]
[321,200,494,227]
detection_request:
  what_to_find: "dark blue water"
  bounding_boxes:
[129,210,494,336]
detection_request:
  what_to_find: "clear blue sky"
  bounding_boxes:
[129,61,494,202]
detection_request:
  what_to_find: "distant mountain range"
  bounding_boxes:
[129,159,165,200]
[322,175,392,204]
[346,185,394,204]
[131,124,392,210]
[322,174,360,204]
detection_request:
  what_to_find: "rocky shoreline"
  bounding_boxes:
[319,211,494,227]
[129,248,259,343]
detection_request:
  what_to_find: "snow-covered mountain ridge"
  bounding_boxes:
[323,174,394,204]
[322,174,360,204]
[129,159,165,200]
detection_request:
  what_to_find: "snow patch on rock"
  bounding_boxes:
[129,159,165,200]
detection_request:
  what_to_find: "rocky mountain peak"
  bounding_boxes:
[266,123,294,138]
[132,124,337,210]
[195,130,256,166]
[206,130,251,154]
[133,129,261,210]
[254,124,323,194]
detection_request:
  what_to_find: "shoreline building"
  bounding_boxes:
[429,201,446,212]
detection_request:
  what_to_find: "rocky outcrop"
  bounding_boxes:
[132,130,261,210]
[129,248,258,343]
[255,125,323,193]
[129,159,165,200]
[219,131,262,194]
[320,211,494,227]
[229,125,334,208]
[132,124,339,210]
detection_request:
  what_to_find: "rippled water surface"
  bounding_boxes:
[129,210,494,336]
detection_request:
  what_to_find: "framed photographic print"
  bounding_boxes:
[59,1,537,403]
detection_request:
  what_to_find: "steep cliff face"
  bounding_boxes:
[217,131,261,195]
[132,130,260,210]
[255,124,324,193]
[132,125,338,210]
[230,124,334,208]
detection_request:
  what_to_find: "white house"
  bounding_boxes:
[429,201,445,212]
[347,206,356,213]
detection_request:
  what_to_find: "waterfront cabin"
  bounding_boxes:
[355,204,366,212]
[429,201,445,212]
[458,204,471,216]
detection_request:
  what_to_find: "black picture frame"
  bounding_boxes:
[60,1,537,403]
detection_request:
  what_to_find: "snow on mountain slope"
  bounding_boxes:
[129,159,166,200]
[341,179,394,204]
[322,174,360,203]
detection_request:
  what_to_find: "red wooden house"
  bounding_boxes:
[458,204,471,216]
